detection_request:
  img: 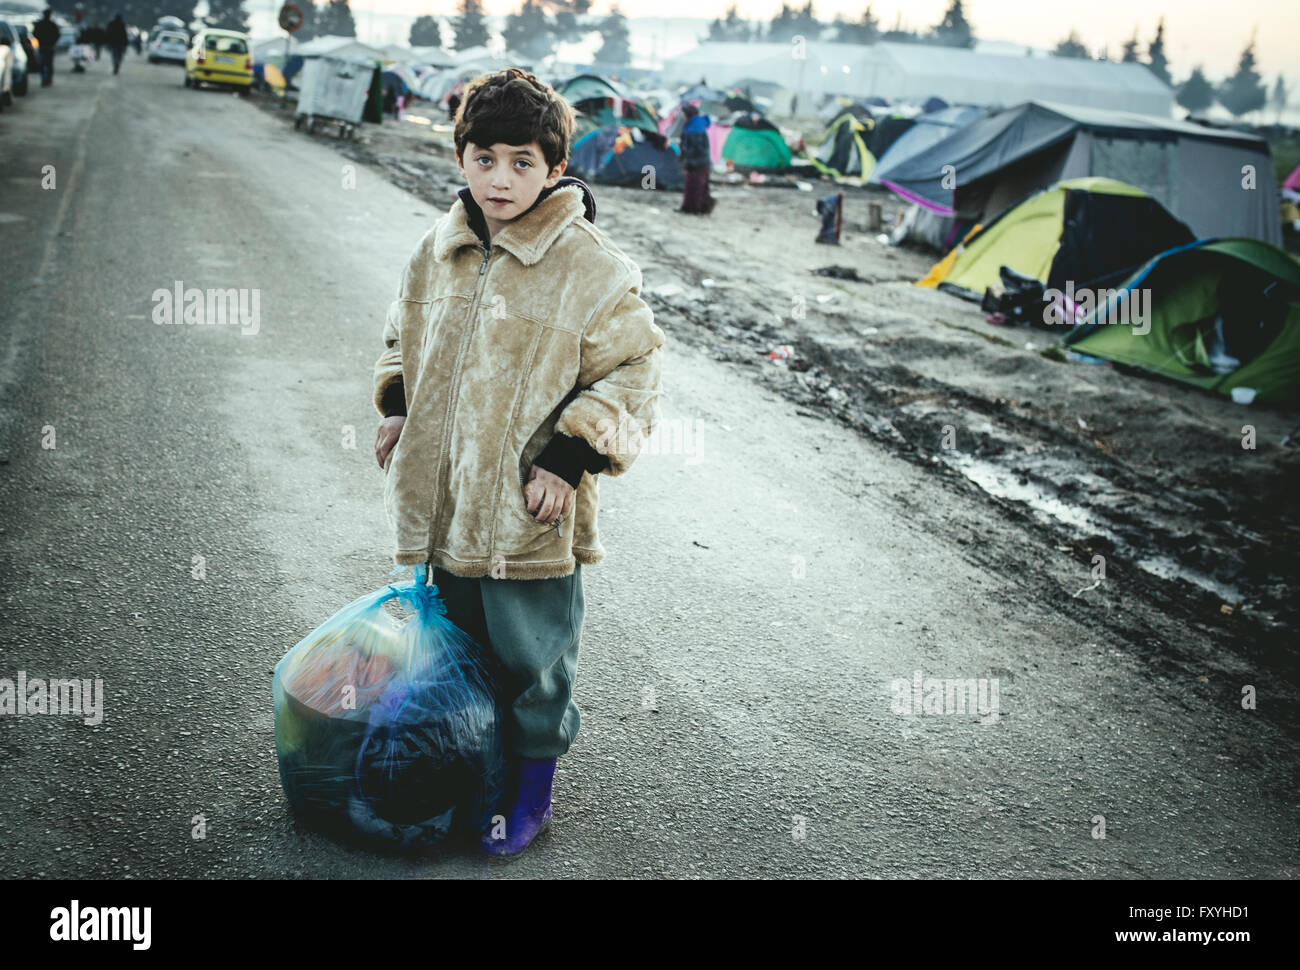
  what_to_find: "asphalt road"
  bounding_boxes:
[1,56,1296,879]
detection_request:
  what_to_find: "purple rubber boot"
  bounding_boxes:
[480,756,557,859]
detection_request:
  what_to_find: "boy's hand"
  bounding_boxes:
[524,464,574,525]
[375,416,405,469]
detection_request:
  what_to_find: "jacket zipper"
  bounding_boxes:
[429,242,494,557]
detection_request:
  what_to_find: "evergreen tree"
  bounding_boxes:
[502,0,554,61]
[930,0,973,49]
[832,5,878,45]
[766,3,797,43]
[315,0,355,37]
[1271,75,1288,124]
[593,3,629,65]
[1218,34,1268,117]
[551,0,591,45]
[451,0,491,50]
[1146,16,1170,85]
[203,0,247,32]
[1121,29,1140,63]
[791,1,820,41]
[1176,67,1214,113]
[880,12,916,43]
[708,4,756,43]
[292,0,320,41]
[409,14,442,47]
[1053,30,1089,59]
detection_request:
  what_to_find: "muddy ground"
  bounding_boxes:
[254,97,1300,734]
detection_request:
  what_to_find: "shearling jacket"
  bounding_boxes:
[373,177,665,580]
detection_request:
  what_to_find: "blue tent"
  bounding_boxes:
[567,125,683,190]
[868,106,984,185]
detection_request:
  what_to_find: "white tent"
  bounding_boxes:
[661,41,1174,117]
[292,35,386,63]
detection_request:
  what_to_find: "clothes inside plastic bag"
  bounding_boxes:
[273,564,506,850]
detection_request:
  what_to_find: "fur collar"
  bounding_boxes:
[433,177,597,266]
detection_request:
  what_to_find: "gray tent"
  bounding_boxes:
[874,100,1280,245]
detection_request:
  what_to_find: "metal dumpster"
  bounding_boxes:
[294,55,379,138]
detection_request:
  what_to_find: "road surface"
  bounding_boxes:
[0,57,1295,879]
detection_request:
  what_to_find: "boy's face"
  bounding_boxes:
[457,140,567,240]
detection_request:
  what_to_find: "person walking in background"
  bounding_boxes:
[32,8,60,87]
[678,102,715,215]
[106,13,127,75]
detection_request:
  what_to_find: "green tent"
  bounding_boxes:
[919,177,1194,299]
[720,114,792,170]
[1063,238,1300,404]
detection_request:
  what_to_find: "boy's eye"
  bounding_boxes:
[516,159,532,169]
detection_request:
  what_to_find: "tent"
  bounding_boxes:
[869,105,983,183]
[662,41,1175,114]
[556,74,660,135]
[566,125,684,189]
[875,100,1281,245]
[1062,239,1300,404]
[810,109,874,180]
[919,178,1196,305]
[864,115,915,162]
[292,35,386,63]
[1283,163,1300,198]
[719,112,792,171]
[659,99,731,163]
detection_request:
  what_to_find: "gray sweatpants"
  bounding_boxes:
[429,564,584,759]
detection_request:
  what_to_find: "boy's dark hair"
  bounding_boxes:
[454,68,575,173]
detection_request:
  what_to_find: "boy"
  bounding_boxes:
[372,68,664,858]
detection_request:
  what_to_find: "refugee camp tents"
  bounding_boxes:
[1283,164,1300,200]
[864,115,915,162]
[662,41,1174,114]
[556,74,660,135]
[875,100,1281,245]
[292,35,386,63]
[719,112,792,171]
[869,105,983,183]
[566,125,684,189]
[1062,239,1300,404]
[919,178,1196,304]
[811,109,873,180]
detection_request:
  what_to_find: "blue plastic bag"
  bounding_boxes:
[273,565,506,850]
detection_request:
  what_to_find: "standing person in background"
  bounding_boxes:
[677,103,715,215]
[106,13,127,75]
[32,9,60,87]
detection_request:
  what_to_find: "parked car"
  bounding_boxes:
[185,28,251,93]
[0,17,29,96]
[147,29,188,64]
[15,23,37,74]
[0,39,12,109]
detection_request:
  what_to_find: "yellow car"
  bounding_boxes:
[185,28,252,93]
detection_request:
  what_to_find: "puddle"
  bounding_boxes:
[942,453,1244,603]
